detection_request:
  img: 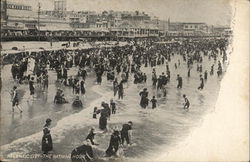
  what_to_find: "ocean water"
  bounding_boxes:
[0,50,229,161]
[0,66,100,146]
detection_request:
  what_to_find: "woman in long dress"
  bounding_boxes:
[105,130,121,157]
[80,80,86,95]
[139,88,149,108]
[98,102,110,130]
[42,118,53,154]
[113,78,118,97]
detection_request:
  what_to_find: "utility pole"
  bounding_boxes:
[38,2,41,41]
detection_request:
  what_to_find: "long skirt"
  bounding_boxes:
[140,97,148,108]
[81,87,85,95]
[99,116,107,130]
[97,76,102,84]
[42,134,53,154]
[105,144,118,157]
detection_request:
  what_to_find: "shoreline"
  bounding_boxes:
[1,59,224,161]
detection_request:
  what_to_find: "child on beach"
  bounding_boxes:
[86,127,99,145]
[150,96,157,109]
[110,99,116,114]
[11,86,23,113]
[198,75,204,90]
[93,107,98,119]
[72,96,83,108]
[183,94,190,109]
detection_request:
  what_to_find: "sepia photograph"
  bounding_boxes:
[0,0,249,161]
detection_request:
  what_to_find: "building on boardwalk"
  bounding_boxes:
[0,0,231,41]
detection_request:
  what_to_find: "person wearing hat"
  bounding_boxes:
[42,118,53,154]
[11,86,23,113]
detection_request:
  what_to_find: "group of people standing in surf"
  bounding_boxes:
[8,37,229,161]
[41,117,133,161]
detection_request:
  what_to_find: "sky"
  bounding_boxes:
[9,0,233,26]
